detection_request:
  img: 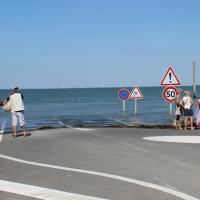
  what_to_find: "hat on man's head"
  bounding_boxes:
[13,87,20,92]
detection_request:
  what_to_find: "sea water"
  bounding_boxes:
[0,86,199,132]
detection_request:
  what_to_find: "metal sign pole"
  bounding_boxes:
[193,61,197,98]
[169,103,173,122]
[135,99,137,115]
[123,100,126,112]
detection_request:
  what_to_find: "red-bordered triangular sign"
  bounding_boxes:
[129,86,144,99]
[160,66,181,86]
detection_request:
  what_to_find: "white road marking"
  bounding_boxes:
[0,154,199,200]
[154,177,177,190]
[57,120,65,127]
[0,180,107,200]
[0,130,4,143]
[1,121,6,133]
[0,121,6,143]
[107,118,133,126]
[57,121,94,131]
[73,127,95,131]
[117,141,151,153]
[143,136,200,144]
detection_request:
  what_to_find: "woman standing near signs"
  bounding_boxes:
[182,90,194,130]
[194,99,200,129]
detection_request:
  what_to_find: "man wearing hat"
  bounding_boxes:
[7,87,29,137]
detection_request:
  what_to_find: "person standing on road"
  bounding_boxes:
[194,99,200,129]
[7,87,28,137]
[175,99,183,130]
[182,90,194,130]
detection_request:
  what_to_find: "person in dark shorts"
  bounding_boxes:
[182,90,194,130]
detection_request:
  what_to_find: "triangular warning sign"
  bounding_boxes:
[129,86,144,99]
[160,66,181,86]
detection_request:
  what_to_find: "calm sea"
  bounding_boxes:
[0,86,199,132]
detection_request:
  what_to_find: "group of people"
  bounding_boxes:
[175,90,200,130]
[0,87,200,137]
[0,87,29,137]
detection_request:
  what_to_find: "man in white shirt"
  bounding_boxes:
[7,87,28,137]
[182,90,194,130]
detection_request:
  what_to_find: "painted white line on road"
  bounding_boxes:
[143,136,200,144]
[117,141,151,153]
[57,120,66,127]
[154,177,177,190]
[57,121,94,131]
[107,118,133,126]
[73,127,95,131]
[0,154,199,200]
[0,130,4,143]
[0,121,6,143]
[0,180,107,200]
[65,124,94,131]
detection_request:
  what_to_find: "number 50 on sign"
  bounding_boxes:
[162,86,178,103]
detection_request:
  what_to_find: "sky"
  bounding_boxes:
[0,0,200,89]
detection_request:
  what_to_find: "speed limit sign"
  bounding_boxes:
[162,86,178,103]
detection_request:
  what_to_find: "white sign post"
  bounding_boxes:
[123,100,126,112]
[169,102,173,122]
[134,99,137,115]
[129,86,144,115]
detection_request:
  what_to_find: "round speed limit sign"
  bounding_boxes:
[162,86,178,103]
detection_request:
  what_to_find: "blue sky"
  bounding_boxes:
[0,0,199,89]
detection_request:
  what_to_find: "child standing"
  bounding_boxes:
[175,99,183,130]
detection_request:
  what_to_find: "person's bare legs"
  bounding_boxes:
[184,117,187,130]
[178,118,182,130]
[190,116,194,130]
[176,123,178,130]
[176,116,182,130]
[21,126,28,136]
[12,112,18,137]
[12,126,17,137]
[176,119,179,130]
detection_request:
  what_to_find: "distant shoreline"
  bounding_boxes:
[0,85,199,90]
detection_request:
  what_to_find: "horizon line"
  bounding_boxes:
[0,85,199,90]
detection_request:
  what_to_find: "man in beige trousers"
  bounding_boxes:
[7,87,29,138]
